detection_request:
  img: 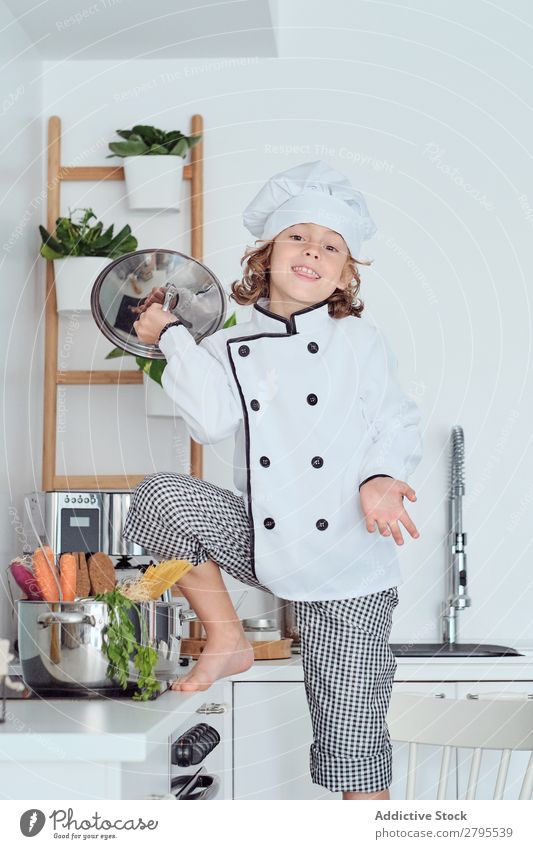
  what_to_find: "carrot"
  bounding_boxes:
[59,553,77,601]
[32,546,60,602]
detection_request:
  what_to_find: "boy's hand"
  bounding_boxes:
[359,477,420,546]
[133,303,176,345]
[130,286,168,315]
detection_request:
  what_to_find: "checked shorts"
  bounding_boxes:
[122,472,399,795]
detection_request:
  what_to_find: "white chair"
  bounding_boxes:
[388,692,533,800]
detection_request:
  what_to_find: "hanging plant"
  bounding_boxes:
[107,125,201,159]
[39,207,137,259]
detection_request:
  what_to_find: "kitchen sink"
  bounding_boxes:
[390,643,522,658]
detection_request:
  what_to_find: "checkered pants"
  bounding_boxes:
[122,472,399,795]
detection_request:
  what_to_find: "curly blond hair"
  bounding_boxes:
[229,238,371,319]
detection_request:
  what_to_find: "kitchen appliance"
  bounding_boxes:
[23,490,146,557]
[17,598,196,697]
[90,248,227,359]
[167,702,228,800]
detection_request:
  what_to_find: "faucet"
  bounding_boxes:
[442,426,471,643]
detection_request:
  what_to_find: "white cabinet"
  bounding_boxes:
[455,681,533,800]
[233,681,341,799]
[232,680,456,800]
[232,676,533,800]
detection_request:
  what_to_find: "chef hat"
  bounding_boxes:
[242,160,377,258]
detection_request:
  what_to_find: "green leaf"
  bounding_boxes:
[42,208,138,259]
[146,143,169,156]
[105,347,134,360]
[169,138,188,157]
[131,125,166,145]
[40,243,65,260]
[39,225,66,259]
[188,134,202,148]
[164,131,185,144]
[108,139,148,158]
[223,311,237,328]
[115,129,134,140]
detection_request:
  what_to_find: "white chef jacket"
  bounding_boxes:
[158,296,423,602]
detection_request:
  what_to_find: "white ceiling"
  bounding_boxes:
[3,0,279,59]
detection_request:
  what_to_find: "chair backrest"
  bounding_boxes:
[388,692,533,800]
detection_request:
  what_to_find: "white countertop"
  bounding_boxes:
[0,687,216,763]
[2,642,533,765]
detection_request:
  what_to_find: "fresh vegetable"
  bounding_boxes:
[32,546,60,602]
[94,588,160,701]
[9,558,43,600]
[39,207,138,261]
[59,553,77,602]
[107,125,201,159]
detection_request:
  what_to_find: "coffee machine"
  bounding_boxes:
[23,491,146,558]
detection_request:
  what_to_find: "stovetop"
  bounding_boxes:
[5,656,191,700]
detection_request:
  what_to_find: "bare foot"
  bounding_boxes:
[171,630,254,692]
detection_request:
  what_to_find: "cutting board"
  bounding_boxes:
[180,638,293,660]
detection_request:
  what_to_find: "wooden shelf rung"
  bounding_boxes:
[53,474,147,491]
[58,164,192,182]
[57,370,143,385]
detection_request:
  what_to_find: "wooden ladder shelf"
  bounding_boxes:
[43,114,204,491]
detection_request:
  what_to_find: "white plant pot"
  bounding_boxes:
[53,256,113,314]
[144,373,178,417]
[123,156,184,210]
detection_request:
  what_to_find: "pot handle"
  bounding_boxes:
[37,611,96,628]
[179,608,198,622]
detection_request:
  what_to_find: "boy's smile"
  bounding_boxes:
[268,222,351,319]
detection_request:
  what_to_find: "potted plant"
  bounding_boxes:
[106,311,236,417]
[108,124,202,211]
[39,208,138,314]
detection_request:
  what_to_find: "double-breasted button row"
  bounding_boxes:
[240,342,319,356]
[259,455,323,468]
[251,395,317,410]
[263,517,329,531]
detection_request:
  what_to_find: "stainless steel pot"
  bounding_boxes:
[17,599,196,696]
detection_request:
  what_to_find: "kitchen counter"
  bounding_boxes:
[2,642,533,764]
[228,641,533,683]
[0,686,216,764]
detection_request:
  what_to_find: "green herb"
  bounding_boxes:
[95,589,161,701]
[107,125,202,159]
[39,207,138,260]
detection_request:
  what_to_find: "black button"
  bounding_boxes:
[307,393,318,406]
[250,399,260,411]
[264,517,275,529]
[238,345,250,357]
[316,518,328,531]
[260,456,270,467]
[311,456,323,468]
[308,342,319,354]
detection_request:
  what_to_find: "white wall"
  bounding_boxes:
[0,1,44,643]
[4,0,533,645]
